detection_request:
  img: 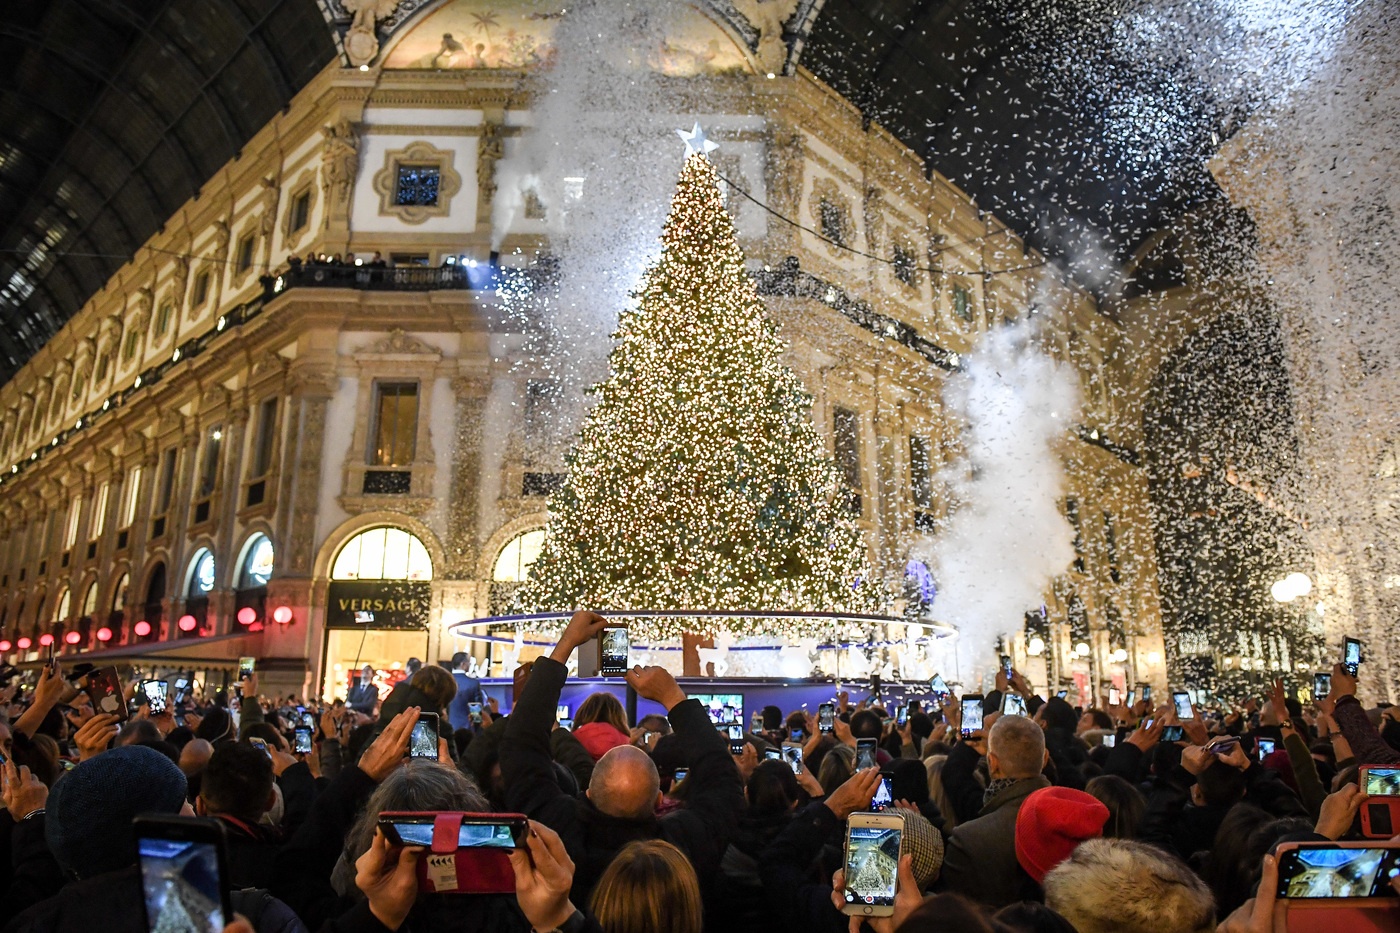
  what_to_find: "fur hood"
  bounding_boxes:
[1043,838,1216,933]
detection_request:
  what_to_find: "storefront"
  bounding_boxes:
[319,525,434,702]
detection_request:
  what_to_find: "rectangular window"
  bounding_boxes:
[64,496,82,550]
[155,301,172,337]
[121,466,143,528]
[252,397,279,478]
[833,406,861,490]
[893,244,917,285]
[235,235,255,273]
[371,383,419,466]
[199,426,222,498]
[192,271,210,307]
[395,165,441,207]
[157,448,177,513]
[909,436,933,508]
[952,284,972,321]
[91,482,109,539]
[123,328,140,363]
[290,191,311,233]
[819,198,846,247]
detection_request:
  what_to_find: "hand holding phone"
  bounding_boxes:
[410,712,440,760]
[1172,691,1194,721]
[855,738,878,771]
[819,702,836,734]
[598,627,630,676]
[1344,637,1363,677]
[960,696,985,737]
[841,812,902,917]
[136,816,233,933]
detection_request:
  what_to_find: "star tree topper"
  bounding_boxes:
[676,122,720,158]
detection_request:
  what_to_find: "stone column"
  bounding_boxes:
[447,375,491,578]
[281,368,336,579]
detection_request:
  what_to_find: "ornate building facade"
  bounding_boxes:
[0,1,1166,701]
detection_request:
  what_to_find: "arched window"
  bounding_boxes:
[53,587,71,623]
[81,581,98,617]
[111,573,129,615]
[332,527,432,581]
[239,535,274,588]
[188,549,216,595]
[493,529,546,582]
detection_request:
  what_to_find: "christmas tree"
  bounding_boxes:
[519,128,878,639]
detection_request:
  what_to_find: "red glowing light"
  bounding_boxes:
[65,631,81,644]
[38,633,54,646]
[133,620,152,637]
[237,607,257,625]
[17,636,31,649]
[0,640,10,652]
[177,614,197,632]
[248,622,264,632]
[272,606,293,624]
[96,627,113,642]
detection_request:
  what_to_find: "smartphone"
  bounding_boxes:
[819,702,835,734]
[763,748,781,761]
[85,665,129,721]
[1056,690,1068,699]
[377,813,526,849]
[727,724,744,756]
[721,706,737,725]
[1102,734,1116,748]
[1108,687,1121,706]
[674,768,689,783]
[294,727,313,754]
[1000,655,1013,677]
[136,816,233,933]
[871,776,893,811]
[960,696,984,737]
[1140,684,1151,702]
[1344,637,1363,677]
[1362,766,1400,796]
[789,725,805,742]
[598,627,630,677]
[174,677,191,703]
[1257,737,1278,758]
[896,706,909,726]
[1276,843,1400,898]
[1208,736,1240,756]
[468,701,483,724]
[248,737,272,758]
[1314,672,1333,700]
[855,737,878,771]
[930,673,949,698]
[555,704,569,721]
[841,812,903,916]
[140,679,169,715]
[782,745,803,774]
[410,713,440,759]
[1126,690,1135,707]
[1172,691,1194,720]
[1160,724,1185,742]
[301,712,316,730]
[751,711,764,732]
[376,812,527,894]
[1001,693,1027,717]
[238,657,255,679]
[559,719,573,730]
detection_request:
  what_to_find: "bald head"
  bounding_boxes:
[588,745,661,820]
[179,738,214,777]
[988,714,1047,780]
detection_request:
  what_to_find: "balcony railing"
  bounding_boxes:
[264,258,553,297]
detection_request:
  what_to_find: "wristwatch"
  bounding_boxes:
[1278,718,1294,732]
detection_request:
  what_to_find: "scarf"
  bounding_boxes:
[983,777,1019,808]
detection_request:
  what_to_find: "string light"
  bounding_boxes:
[520,148,882,640]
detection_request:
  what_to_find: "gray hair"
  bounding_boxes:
[345,761,489,864]
[988,714,1046,779]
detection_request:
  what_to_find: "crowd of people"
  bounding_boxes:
[0,609,1396,933]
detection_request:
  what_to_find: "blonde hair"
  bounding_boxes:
[575,692,629,734]
[589,840,703,933]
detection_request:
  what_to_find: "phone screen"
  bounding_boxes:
[1126,690,1135,707]
[1001,694,1027,717]
[1257,737,1277,758]
[871,777,893,811]
[896,707,908,725]
[1314,673,1332,699]
[142,680,169,714]
[560,718,573,730]
[556,705,569,720]
[302,712,315,730]
[843,824,901,907]
[294,727,313,754]
[386,819,519,848]
[1000,655,1013,676]
[727,724,744,755]
[138,835,227,933]
[238,657,255,679]
[1172,691,1194,720]
[1141,684,1152,701]
[1345,638,1363,676]
[1161,724,1185,742]
[409,714,439,759]
[1365,768,1400,796]
[960,698,984,736]
[819,703,835,733]
[763,748,781,761]
[468,701,483,723]
[1277,846,1400,898]
[930,674,948,696]
[721,706,736,724]
[1108,687,1121,706]
[782,745,803,774]
[1102,735,1116,748]
[1056,690,1068,699]
[674,768,689,782]
[599,628,630,676]
[855,738,878,771]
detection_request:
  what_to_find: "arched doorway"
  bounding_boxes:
[322,526,434,703]
[141,563,166,641]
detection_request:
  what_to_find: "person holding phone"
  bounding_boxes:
[1322,661,1400,768]
[499,610,744,903]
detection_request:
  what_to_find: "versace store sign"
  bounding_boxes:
[326,580,432,630]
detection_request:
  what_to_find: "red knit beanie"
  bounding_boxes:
[1015,786,1110,883]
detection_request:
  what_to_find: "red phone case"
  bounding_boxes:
[379,811,524,895]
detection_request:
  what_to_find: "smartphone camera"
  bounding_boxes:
[842,817,902,916]
[960,696,984,737]
[1172,691,1194,720]
[819,702,835,734]
[410,713,440,759]
[136,817,233,933]
[782,746,803,775]
[855,738,878,771]
[727,724,744,756]
[599,627,630,677]
[468,701,483,724]
[674,768,689,783]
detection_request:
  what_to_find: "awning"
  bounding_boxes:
[11,631,271,671]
